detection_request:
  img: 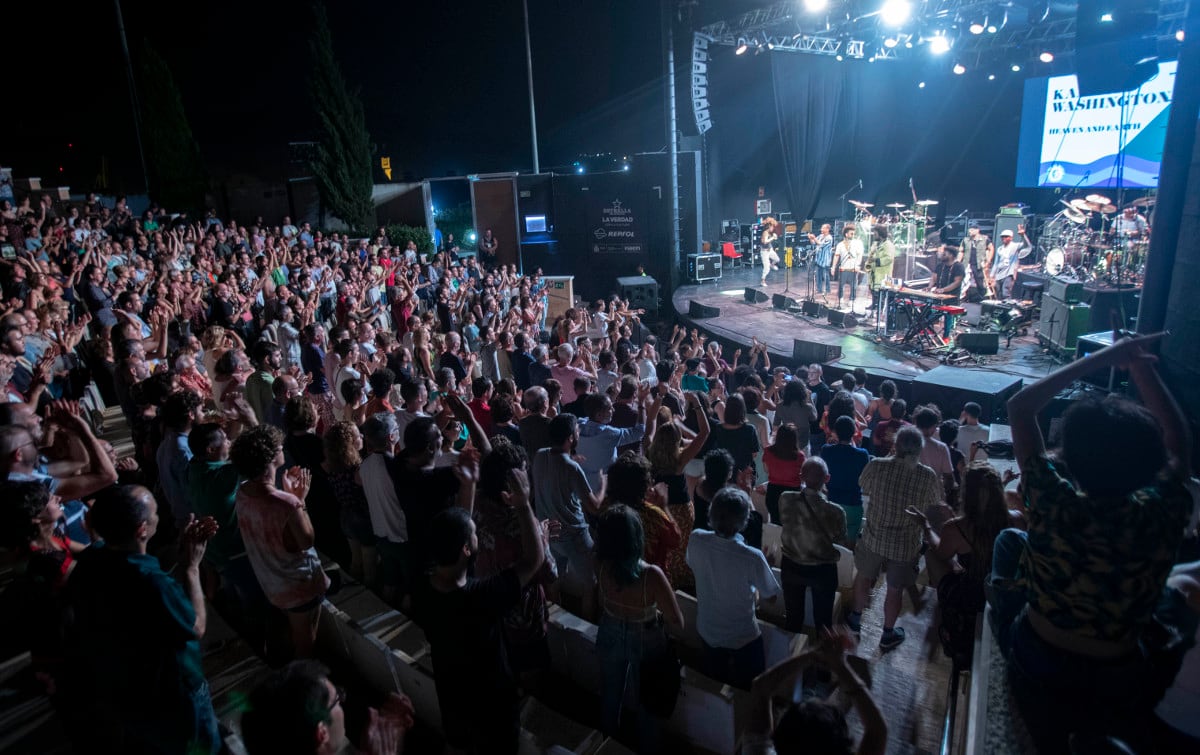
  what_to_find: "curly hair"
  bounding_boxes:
[284,396,318,433]
[478,437,528,501]
[605,452,653,510]
[0,481,49,548]
[322,421,362,473]
[230,424,284,480]
[161,389,203,429]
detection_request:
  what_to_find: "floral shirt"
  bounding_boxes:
[1018,454,1190,642]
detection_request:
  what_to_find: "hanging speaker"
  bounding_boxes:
[1075,0,1157,96]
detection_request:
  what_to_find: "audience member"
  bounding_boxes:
[778,458,848,633]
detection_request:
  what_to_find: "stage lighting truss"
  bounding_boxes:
[699,0,1187,64]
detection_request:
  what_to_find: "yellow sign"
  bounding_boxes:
[381,157,392,180]
[785,247,793,268]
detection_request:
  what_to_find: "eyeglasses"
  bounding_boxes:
[325,684,346,717]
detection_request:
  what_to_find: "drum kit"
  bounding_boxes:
[1040,193,1152,282]
[847,198,938,252]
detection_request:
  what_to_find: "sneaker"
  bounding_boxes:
[880,627,906,650]
[845,610,862,633]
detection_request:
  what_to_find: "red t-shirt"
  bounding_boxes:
[763,447,805,487]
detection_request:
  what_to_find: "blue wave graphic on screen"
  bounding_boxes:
[1039,154,1160,188]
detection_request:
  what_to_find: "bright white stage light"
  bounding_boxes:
[929,35,951,55]
[969,21,985,35]
[918,81,926,88]
[1176,29,1184,41]
[736,37,748,55]
[988,73,996,80]
[1100,13,1113,23]
[884,37,898,48]
[880,0,911,28]
[1011,63,1021,72]
[953,62,966,75]
[1039,51,1054,63]
[803,0,828,12]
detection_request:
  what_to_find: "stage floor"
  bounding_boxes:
[671,266,1068,386]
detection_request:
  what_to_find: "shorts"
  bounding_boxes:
[854,546,918,590]
[376,539,412,591]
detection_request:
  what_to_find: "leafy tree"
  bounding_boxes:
[308,2,375,233]
[137,41,206,212]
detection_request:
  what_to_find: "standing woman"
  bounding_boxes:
[646,393,710,591]
[323,421,378,588]
[594,504,684,753]
[762,423,806,524]
[298,323,335,433]
[773,380,817,452]
[865,379,898,454]
[231,425,330,660]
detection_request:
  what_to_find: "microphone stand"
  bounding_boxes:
[838,181,862,220]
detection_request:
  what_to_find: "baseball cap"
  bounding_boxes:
[1000,229,1014,237]
[967,220,979,229]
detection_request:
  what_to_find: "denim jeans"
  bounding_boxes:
[837,270,857,303]
[816,265,832,293]
[596,614,667,752]
[781,559,838,633]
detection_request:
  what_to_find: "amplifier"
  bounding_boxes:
[1047,276,1084,304]
[956,331,1001,355]
[686,253,722,282]
[1037,297,1092,352]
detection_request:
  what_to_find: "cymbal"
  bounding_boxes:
[849,200,873,208]
[1131,196,1156,208]
[886,203,906,209]
[1069,198,1093,212]
[1085,193,1111,205]
[1062,206,1087,223]
[1096,203,1117,214]
[916,199,938,206]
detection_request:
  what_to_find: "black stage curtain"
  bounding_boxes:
[770,54,849,220]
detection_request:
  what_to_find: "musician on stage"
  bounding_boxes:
[1113,206,1149,239]
[960,221,992,303]
[807,223,834,296]
[988,226,1028,300]
[931,245,965,338]
[866,225,895,312]
[831,224,864,311]
[760,217,782,286]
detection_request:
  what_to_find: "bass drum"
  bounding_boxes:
[1044,247,1084,276]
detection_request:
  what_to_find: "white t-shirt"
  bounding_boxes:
[361,453,406,543]
[956,422,990,461]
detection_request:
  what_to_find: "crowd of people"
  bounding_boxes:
[0,194,1196,755]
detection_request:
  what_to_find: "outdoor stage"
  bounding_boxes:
[669,265,1112,421]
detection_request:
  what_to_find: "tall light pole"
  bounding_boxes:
[522,0,541,174]
[114,0,149,193]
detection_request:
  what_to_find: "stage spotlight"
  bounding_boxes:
[929,34,951,54]
[736,37,748,55]
[835,53,844,61]
[988,73,996,80]
[803,0,828,12]
[767,41,775,50]
[880,0,911,27]
[868,55,876,62]
[918,81,926,88]
[969,19,985,35]
[987,24,997,33]
[1039,51,1054,63]
[466,231,477,243]
[1177,29,1185,41]
[1100,12,1113,23]
[953,62,966,74]
[1011,63,1021,72]
[884,37,898,48]
[905,38,913,48]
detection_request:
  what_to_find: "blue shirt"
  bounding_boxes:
[576,418,645,491]
[686,530,781,649]
[156,431,193,524]
[820,443,871,509]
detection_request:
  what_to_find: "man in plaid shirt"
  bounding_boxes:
[846,426,942,649]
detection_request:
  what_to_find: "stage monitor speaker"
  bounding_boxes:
[1075,0,1157,96]
[911,365,1023,423]
[1047,276,1084,304]
[1038,297,1092,351]
[772,293,799,310]
[801,300,827,318]
[956,331,1000,355]
[744,287,769,304]
[827,309,857,328]
[688,300,721,319]
[1074,330,1122,389]
[617,275,659,315]
[793,339,842,365]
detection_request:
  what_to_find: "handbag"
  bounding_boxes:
[639,636,682,718]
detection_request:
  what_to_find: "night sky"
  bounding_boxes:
[2,0,674,192]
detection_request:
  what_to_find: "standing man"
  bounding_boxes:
[846,427,942,650]
[477,228,499,266]
[759,218,782,286]
[866,225,896,312]
[960,221,992,303]
[831,225,864,312]
[988,225,1028,300]
[807,223,834,298]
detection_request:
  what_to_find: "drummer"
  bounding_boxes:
[1113,206,1149,239]
[989,226,1028,300]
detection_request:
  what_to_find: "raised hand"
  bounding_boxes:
[499,467,531,508]
[179,513,219,570]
